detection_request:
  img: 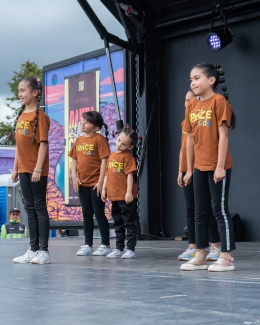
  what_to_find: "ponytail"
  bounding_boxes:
[193,62,236,130]
[103,122,109,141]
[214,64,236,130]
[32,78,42,143]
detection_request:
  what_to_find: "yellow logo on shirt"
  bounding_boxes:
[16,121,30,135]
[108,160,124,173]
[189,109,212,127]
[76,143,94,156]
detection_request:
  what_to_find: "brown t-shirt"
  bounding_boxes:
[179,121,188,173]
[106,151,137,201]
[68,133,110,187]
[16,109,50,176]
[182,93,233,171]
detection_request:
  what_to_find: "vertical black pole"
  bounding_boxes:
[104,37,124,131]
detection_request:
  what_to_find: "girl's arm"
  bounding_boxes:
[93,157,108,196]
[31,141,48,182]
[183,133,194,186]
[71,158,81,192]
[101,175,107,202]
[177,150,183,187]
[125,172,134,204]
[214,122,229,183]
[11,150,19,182]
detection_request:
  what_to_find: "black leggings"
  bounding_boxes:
[78,186,110,247]
[193,168,236,252]
[19,173,50,251]
[112,199,137,251]
[182,173,219,244]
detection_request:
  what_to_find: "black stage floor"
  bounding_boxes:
[0,238,259,325]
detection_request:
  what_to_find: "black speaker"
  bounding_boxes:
[231,213,244,241]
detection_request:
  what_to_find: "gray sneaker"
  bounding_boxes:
[13,249,36,263]
[76,245,93,256]
[121,249,136,259]
[31,250,50,264]
[107,249,124,259]
[92,245,112,256]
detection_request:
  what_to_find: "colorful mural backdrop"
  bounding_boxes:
[64,70,100,206]
[45,50,124,223]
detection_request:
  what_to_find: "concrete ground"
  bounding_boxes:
[0,238,259,325]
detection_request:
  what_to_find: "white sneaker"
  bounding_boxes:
[76,245,93,256]
[13,249,36,263]
[31,250,50,264]
[121,249,136,259]
[107,249,124,259]
[92,245,112,256]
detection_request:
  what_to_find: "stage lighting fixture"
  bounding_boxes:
[207,15,234,51]
[207,28,233,51]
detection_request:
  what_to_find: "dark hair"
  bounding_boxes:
[82,111,109,140]
[112,124,143,159]
[192,62,236,130]
[7,77,42,143]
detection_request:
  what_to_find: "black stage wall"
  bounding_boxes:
[160,17,260,241]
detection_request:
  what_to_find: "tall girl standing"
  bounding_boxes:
[181,63,236,272]
[177,90,220,262]
[68,111,112,257]
[11,77,51,264]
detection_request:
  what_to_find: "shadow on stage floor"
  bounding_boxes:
[0,238,259,325]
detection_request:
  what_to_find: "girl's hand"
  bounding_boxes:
[125,192,133,204]
[11,170,19,183]
[177,171,183,187]
[31,171,41,182]
[93,181,103,197]
[72,176,81,192]
[101,189,107,202]
[214,168,226,183]
[183,171,193,186]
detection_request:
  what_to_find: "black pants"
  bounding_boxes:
[19,173,50,251]
[78,186,110,247]
[112,199,137,251]
[193,168,236,252]
[182,173,219,244]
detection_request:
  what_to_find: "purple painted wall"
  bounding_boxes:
[0,147,15,175]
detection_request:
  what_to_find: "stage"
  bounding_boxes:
[0,238,259,324]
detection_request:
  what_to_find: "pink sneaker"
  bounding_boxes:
[208,253,235,272]
[180,250,208,271]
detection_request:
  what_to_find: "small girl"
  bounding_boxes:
[11,77,51,264]
[102,125,138,259]
[177,90,220,261]
[181,62,236,272]
[68,111,111,256]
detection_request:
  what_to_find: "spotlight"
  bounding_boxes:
[207,14,234,51]
[207,28,233,51]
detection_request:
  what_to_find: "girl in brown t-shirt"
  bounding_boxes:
[102,125,138,259]
[177,90,220,262]
[10,77,51,265]
[68,111,111,257]
[181,63,237,272]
